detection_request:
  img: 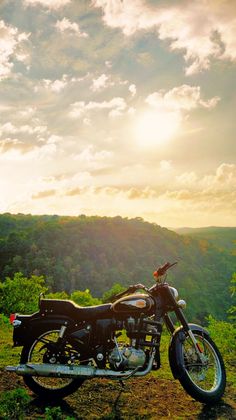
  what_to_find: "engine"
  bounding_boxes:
[108,345,146,370]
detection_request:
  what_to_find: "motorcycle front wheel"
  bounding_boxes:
[172,330,226,404]
[20,329,85,400]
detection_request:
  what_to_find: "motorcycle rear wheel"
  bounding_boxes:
[20,329,85,399]
[175,330,226,404]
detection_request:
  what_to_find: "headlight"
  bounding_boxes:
[177,299,186,309]
[169,286,178,300]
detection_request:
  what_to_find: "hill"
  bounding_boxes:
[173,227,236,254]
[0,213,235,321]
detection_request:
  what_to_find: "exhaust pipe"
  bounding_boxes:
[6,353,155,380]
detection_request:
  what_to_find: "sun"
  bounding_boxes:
[133,110,181,148]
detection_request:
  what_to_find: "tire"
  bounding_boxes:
[172,329,226,404]
[20,329,85,400]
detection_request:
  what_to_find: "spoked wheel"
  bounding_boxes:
[21,329,85,399]
[175,330,226,404]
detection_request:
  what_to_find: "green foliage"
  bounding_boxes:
[0,388,30,419]
[0,272,47,316]
[45,406,76,420]
[0,213,235,320]
[45,406,63,420]
[0,314,19,368]
[228,272,236,320]
[46,291,70,300]
[207,315,236,363]
[102,282,126,302]
[71,289,101,306]
[175,226,236,254]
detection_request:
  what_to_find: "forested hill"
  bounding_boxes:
[0,213,235,321]
[173,226,236,254]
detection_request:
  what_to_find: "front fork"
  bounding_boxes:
[165,308,206,363]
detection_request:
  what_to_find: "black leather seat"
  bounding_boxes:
[39,299,113,320]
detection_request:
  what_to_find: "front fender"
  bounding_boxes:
[169,323,209,379]
[13,313,76,347]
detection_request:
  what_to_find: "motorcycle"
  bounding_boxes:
[6,262,226,404]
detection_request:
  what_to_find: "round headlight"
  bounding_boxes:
[169,286,178,300]
[177,299,186,309]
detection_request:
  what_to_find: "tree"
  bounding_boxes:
[0,272,47,316]
[70,289,101,307]
[46,291,69,300]
[102,283,126,303]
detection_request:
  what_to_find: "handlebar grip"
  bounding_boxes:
[153,261,177,278]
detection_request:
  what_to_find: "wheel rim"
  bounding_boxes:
[27,330,77,390]
[182,333,222,393]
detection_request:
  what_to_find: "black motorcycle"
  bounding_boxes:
[6,262,226,404]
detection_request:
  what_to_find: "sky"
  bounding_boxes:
[0,0,235,228]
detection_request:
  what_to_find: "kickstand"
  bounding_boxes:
[119,380,125,389]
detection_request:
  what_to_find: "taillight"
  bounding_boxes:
[10,313,16,324]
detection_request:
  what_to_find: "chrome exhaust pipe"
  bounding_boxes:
[6,352,155,380]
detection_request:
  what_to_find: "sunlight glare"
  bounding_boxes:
[134,110,181,147]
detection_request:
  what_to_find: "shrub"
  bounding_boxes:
[0,272,47,316]
[0,388,30,419]
[207,315,236,364]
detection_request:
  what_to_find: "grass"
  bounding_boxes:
[0,314,21,368]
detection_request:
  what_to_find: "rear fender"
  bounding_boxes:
[13,313,76,347]
[168,323,209,379]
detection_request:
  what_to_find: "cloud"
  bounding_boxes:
[72,145,113,171]
[55,18,88,38]
[40,77,68,93]
[0,136,57,160]
[0,122,47,137]
[34,74,88,94]
[32,189,57,199]
[0,20,30,80]
[69,97,127,118]
[23,0,71,10]
[129,84,136,96]
[93,0,236,74]
[146,85,220,111]
[90,73,111,91]
[174,163,236,198]
[138,84,219,141]
[65,187,83,196]
[0,138,25,153]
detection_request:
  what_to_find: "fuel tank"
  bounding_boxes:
[112,293,155,315]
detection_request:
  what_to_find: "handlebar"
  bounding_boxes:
[107,262,178,302]
[153,261,177,279]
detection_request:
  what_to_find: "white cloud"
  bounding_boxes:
[93,0,236,74]
[42,77,68,93]
[91,73,111,91]
[146,85,220,111]
[0,137,57,160]
[0,122,47,136]
[73,145,113,170]
[55,18,88,37]
[175,163,236,194]
[24,0,71,10]
[34,74,87,93]
[129,84,136,96]
[0,20,30,80]
[69,97,127,118]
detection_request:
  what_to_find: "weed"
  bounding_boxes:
[0,388,30,419]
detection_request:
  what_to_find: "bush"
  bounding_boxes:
[207,315,236,364]
[0,388,30,419]
[71,289,101,306]
[0,272,47,316]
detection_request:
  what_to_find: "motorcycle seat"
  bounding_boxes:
[39,299,113,320]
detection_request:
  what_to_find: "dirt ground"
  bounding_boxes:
[0,370,235,419]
